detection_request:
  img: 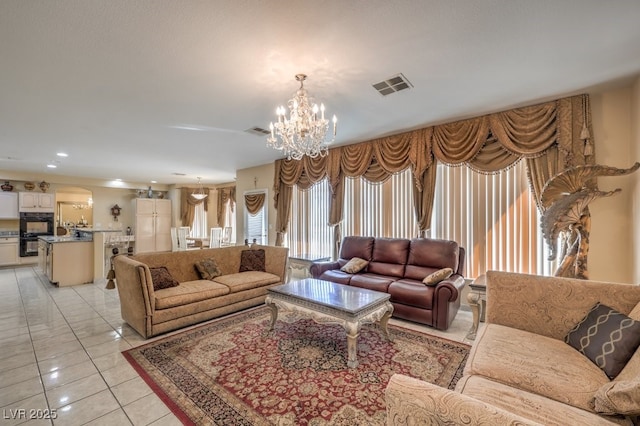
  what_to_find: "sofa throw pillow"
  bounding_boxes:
[340,257,368,274]
[593,379,640,416]
[239,249,266,272]
[149,266,180,291]
[565,303,640,379]
[195,258,222,280]
[422,268,453,286]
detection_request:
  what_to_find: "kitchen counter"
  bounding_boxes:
[71,228,124,233]
[39,235,93,243]
[38,237,93,286]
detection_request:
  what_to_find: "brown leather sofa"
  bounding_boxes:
[310,236,465,330]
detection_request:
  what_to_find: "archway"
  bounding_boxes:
[55,186,93,235]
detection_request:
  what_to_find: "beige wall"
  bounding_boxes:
[589,87,636,283]
[631,77,640,284]
[235,163,277,246]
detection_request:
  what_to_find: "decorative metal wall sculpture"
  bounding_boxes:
[540,162,639,279]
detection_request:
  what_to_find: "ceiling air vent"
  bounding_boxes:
[245,127,271,136]
[372,73,413,96]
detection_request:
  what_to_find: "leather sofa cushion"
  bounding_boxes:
[349,273,395,293]
[339,236,374,262]
[320,269,353,285]
[368,238,410,277]
[404,238,460,281]
[388,279,434,309]
[155,280,230,310]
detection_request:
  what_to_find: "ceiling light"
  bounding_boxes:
[192,177,208,200]
[56,152,68,157]
[267,74,337,160]
[47,164,57,168]
[150,180,157,183]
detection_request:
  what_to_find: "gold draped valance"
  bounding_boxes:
[216,186,236,228]
[244,193,266,216]
[180,187,210,226]
[273,94,595,249]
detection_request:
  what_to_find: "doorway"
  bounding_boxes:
[56,186,93,234]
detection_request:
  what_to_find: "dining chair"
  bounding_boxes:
[221,227,232,246]
[177,227,190,250]
[209,227,222,248]
[170,227,179,251]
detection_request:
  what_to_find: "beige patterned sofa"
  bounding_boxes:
[386,271,640,425]
[114,245,288,338]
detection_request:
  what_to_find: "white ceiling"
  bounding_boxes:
[1,0,640,186]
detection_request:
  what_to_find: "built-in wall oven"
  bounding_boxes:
[19,212,54,257]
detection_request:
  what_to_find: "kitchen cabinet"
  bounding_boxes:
[40,239,93,286]
[0,237,19,266]
[0,192,19,218]
[133,198,172,254]
[19,192,55,212]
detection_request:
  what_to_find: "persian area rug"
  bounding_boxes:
[123,306,469,425]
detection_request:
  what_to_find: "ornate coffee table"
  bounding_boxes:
[265,278,393,368]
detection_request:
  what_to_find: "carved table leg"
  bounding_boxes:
[345,322,360,369]
[265,297,278,331]
[466,290,481,340]
[379,303,394,342]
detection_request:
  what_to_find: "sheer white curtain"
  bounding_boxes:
[223,199,236,244]
[191,203,207,238]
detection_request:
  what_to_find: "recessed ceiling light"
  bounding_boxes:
[56,152,68,157]
[115,178,122,181]
[47,164,57,168]
[150,180,157,184]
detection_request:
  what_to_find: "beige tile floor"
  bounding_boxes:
[0,266,478,425]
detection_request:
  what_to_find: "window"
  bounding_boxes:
[426,161,555,277]
[244,190,267,245]
[288,180,333,257]
[288,162,555,278]
[223,197,237,244]
[343,170,416,239]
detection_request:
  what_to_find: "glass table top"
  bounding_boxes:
[269,278,390,314]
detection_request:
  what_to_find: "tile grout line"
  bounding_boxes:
[12,266,53,426]
[17,267,137,425]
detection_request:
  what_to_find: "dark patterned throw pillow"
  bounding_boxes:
[565,303,640,379]
[195,258,222,280]
[239,249,266,272]
[149,267,180,291]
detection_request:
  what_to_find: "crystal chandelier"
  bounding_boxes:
[267,74,337,160]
